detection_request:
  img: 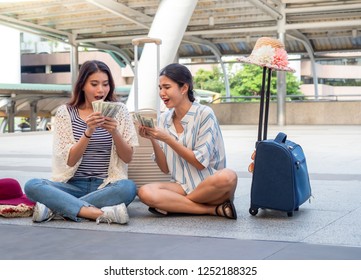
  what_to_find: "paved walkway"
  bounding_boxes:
[0,125,361,260]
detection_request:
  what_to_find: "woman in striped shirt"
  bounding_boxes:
[137,63,238,219]
[25,60,138,225]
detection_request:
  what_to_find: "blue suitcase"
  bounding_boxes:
[249,67,312,217]
[249,132,312,217]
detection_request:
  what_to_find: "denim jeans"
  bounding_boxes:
[24,177,137,222]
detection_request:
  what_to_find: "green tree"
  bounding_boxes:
[193,63,303,101]
[193,66,224,93]
[232,64,302,99]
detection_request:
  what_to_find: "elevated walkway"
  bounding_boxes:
[0,125,361,260]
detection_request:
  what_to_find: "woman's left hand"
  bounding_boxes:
[101,116,119,134]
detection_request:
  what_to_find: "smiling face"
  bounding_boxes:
[82,71,110,106]
[159,75,188,109]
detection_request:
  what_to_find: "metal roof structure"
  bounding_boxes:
[1,0,361,132]
[0,0,361,62]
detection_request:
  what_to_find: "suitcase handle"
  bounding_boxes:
[257,67,272,144]
[132,37,162,46]
[275,132,287,143]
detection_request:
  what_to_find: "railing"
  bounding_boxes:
[210,94,361,103]
[116,92,129,103]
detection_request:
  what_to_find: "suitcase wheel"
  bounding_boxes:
[249,207,258,216]
[295,207,299,211]
[287,211,294,217]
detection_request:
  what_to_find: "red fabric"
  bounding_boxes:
[0,178,35,206]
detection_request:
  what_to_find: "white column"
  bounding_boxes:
[127,0,198,111]
[0,25,20,132]
[277,4,286,126]
[0,25,20,83]
[69,36,79,92]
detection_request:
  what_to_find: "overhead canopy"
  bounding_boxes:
[0,0,360,63]
[1,0,361,132]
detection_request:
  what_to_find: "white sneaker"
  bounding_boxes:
[96,203,129,225]
[32,202,55,223]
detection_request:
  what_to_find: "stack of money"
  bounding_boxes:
[133,112,155,128]
[92,100,122,118]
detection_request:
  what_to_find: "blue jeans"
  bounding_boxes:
[24,177,137,222]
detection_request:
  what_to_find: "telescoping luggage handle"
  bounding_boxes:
[132,37,162,117]
[256,67,273,145]
[249,67,273,173]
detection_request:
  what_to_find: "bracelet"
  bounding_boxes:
[84,131,91,139]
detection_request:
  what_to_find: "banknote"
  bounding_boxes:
[91,100,122,118]
[133,112,155,128]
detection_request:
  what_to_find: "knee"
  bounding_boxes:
[137,185,157,205]
[219,169,238,189]
[24,178,43,198]
[117,179,137,202]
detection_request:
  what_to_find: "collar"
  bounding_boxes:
[165,102,200,127]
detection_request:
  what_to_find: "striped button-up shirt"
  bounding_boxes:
[158,102,226,194]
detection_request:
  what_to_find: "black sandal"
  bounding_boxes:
[215,200,237,220]
[148,207,168,216]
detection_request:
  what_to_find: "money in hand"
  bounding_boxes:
[92,100,121,118]
[133,112,155,128]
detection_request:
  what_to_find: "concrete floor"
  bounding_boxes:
[0,125,361,260]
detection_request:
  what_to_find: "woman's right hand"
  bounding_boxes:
[85,112,105,133]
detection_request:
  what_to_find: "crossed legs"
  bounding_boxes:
[137,168,238,218]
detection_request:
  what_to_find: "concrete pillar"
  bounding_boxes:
[127,0,198,111]
[45,65,51,74]
[30,100,38,131]
[0,26,20,133]
[0,26,20,83]
[277,70,286,126]
[6,100,16,133]
[277,4,287,126]
[70,38,79,92]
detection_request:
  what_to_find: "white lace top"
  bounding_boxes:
[51,104,139,189]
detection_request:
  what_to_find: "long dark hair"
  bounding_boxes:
[159,63,195,102]
[68,60,116,107]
